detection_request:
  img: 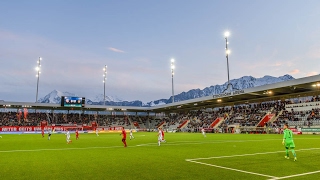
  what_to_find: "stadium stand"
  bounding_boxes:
[1,95,320,134]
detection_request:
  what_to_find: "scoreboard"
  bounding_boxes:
[61,96,85,107]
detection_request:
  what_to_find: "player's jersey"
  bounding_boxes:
[122,129,127,139]
[66,131,70,138]
[158,130,162,138]
[161,130,164,137]
[283,129,294,143]
[202,129,205,133]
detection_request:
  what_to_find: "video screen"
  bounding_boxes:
[61,96,85,107]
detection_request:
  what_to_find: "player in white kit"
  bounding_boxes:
[129,129,134,140]
[96,128,99,137]
[48,129,52,140]
[66,130,72,144]
[201,128,206,137]
[158,128,163,146]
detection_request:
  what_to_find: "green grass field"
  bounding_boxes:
[1,132,320,180]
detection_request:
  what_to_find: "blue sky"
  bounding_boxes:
[0,0,320,102]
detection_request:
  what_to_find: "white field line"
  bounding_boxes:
[268,170,320,180]
[186,148,320,179]
[133,139,284,147]
[186,148,320,161]
[0,146,127,153]
[1,138,320,153]
[186,159,277,179]
[0,140,250,152]
[125,137,320,146]
[136,138,283,146]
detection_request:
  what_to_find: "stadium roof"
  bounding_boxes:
[1,75,319,113]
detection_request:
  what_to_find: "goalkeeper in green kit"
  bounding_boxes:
[282,123,297,161]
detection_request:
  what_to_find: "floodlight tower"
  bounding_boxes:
[225,31,231,91]
[35,57,42,102]
[171,59,175,103]
[103,65,107,106]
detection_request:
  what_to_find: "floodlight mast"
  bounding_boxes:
[103,65,107,105]
[225,31,230,87]
[36,57,42,103]
[171,59,175,103]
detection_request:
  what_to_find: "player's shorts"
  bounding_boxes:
[285,141,295,148]
[122,138,126,141]
[158,136,163,141]
[48,134,51,136]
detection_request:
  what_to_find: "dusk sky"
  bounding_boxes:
[1,0,320,102]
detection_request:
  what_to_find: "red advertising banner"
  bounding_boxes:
[0,126,124,132]
[0,126,78,132]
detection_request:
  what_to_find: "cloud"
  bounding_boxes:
[274,62,282,67]
[108,47,125,53]
[307,72,318,76]
[290,69,300,74]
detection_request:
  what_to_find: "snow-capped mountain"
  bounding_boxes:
[88,94,123,103]
[38,74,294,106]
[37,90,77,103]
[164,74,294,102]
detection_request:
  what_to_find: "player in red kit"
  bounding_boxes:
[120,127,127,147]
[75,129,79,140]
[161,128,166,143]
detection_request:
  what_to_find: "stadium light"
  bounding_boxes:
[225,31,231,88]
[35,57,42,103]
[222,31,237,93]
[103,65,107,106]
[171,58,175,103]
[224,31,230,37]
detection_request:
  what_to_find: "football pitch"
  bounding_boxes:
[1,132,320,180]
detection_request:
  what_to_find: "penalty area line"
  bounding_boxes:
[268,170,320,180]
[186,159,277,179]
[186,148,320,161]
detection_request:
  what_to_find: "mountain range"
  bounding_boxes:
[38,74,295,107]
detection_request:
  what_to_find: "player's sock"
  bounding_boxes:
[291,149,296,157]
[285,149,289,157]
[158,141,160,146]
